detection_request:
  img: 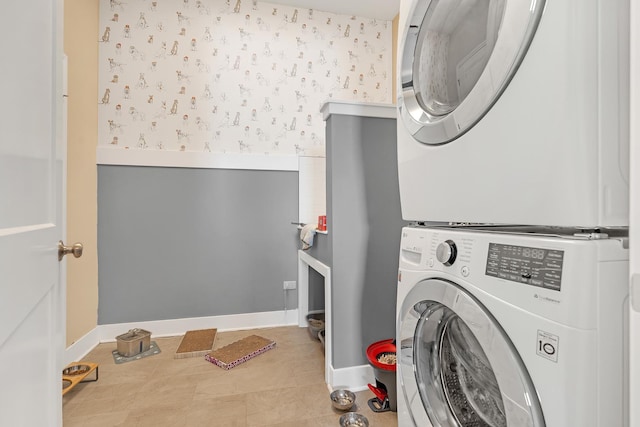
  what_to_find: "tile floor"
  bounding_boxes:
[63,326,399,426]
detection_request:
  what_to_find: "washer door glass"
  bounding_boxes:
[398,279,545,427]
[416,302,507,426]
[399,0,545,144]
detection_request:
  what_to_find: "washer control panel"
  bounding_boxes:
[485,243,564,291]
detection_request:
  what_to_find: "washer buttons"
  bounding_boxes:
[461,266,470,277]
[428,258,434,268]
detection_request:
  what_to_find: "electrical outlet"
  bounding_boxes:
[283,281,297,290]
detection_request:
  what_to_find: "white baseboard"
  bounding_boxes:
[64,326,102,366]
[329,364,375,391]
[64,309,299,366]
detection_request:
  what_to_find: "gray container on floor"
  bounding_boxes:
[116,328,151,357]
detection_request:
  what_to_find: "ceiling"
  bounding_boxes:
[265,0,400,20]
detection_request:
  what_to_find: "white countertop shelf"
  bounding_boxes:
[320,100,396,121]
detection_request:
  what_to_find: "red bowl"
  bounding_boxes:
[366,339,396,372]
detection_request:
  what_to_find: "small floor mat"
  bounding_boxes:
[174,328,217,359]
[112,341,161,364]
[205,335,275,370]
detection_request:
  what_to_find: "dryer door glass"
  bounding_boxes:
[399,0,545,144]
[398,279,546,427]
[414,0,506,117]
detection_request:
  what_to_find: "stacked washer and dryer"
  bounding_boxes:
[395,0,630,426]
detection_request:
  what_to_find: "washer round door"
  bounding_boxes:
[398,279,545,427]
[399,0,545,144]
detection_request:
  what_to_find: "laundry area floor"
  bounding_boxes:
[63,326,398,426]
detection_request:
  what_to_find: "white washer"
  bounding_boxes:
[396,225,628,427]
[397,0,629,227]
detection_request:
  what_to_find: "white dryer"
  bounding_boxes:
[396,226,628,426]
[397,0,629,227]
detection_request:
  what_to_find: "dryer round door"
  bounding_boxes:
[399,0,545,144]
[398,279,545,427]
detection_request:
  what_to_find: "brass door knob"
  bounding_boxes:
[58,241,83,261]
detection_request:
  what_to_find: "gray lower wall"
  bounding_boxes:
[326,114,406,369]
[305,232,329,266]
[308,266,326,313]
[97,165,299,324]
[306,233,329,312]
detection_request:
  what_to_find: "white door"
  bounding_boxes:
[630,1,640,426]
[0,1,65,426]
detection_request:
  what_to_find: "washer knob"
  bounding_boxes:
[436,240,457,266]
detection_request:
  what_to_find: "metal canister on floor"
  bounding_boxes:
[366,339,397,413]
[115,328,151,357]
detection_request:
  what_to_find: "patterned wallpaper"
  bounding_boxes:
[98,0,393,157]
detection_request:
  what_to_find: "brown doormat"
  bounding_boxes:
[174,328,218,359]
[205,335,275,370]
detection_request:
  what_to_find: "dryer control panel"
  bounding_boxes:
[485,243,564,291]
